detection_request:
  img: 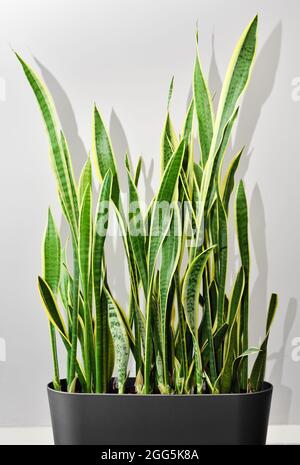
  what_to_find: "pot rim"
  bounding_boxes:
[47,378,273,398]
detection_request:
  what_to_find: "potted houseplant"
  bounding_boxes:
[17,15,278,445]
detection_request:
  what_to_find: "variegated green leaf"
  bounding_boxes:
[160,114,178,173]
[93,171,112,392]
[38,276,86,390]
[16,54,77,235]
[250,293,278,391]
[160,206,181,384]
[216,189,228,328]
[127,169,148,295]
[182,246,215,391]
[79,158,92,207]
[193,54,214,166]
[105,288,130,393]
[212,16,258,151]
[235,180,250,389]
[43,209,61,294]
[148,139,185,282]
[79,185,94,390]
[217,267,245,392]
[222,148,243,214]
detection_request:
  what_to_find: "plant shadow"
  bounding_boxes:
[268,298,297,424]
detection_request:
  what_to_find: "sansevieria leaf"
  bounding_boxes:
[42,209,61,389]
[93,171,112,392]
[250,293,278,391]
[79,185,94,391]
[92,105,121,210]
[193,54,214,167]
[38,276,86,390]
[160,205,181,384]
[182,246,215,392]
[43,209,61,294]
[79,157,92,207]
[212,16,257,151]
[144,140,185,393]
[222,148,243,214]
[127,168,148,295]
[105,288,130,393]
[16,54,77,235]
[235,180,250,389]
[148,139,185,282]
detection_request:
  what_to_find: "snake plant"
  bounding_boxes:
[17,15,278,394]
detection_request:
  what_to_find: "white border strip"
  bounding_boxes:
[0,425,299,445]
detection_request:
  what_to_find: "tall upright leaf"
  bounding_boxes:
[79,158,92,206]
[182,246,215,392]
[43,209,61,390]
[92,105,121,210]
[222,148,243,214]
[127,169,148,295]
[79,185,94,391]
[16,54,77,235]
[144,140,185,393]
[235,180,250,389]
[93,171,112,392]
[105,289,130,393]
[160,206,181,385]
[193,54,214,167]
[148,139,185,281]
[250,294,278,391]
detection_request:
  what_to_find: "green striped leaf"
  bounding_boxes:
[38,276,68,341]
[79,158,92,207]
[60,131,79,222]
[42,209,62,390]
[160,206,181,384]
[105,288,130,393]
[79,185,93,390]
[148,139,185,282]
[79,186,92,298]
[43,209,61,294]
[160,114,178,173]
[38,276,86,390]
[16,54,77,235]
[182,246,215,391]
[193,54,214,166]
[183,100,194,141]
[93,171,112,392]
[213,16,257,151]
[216,189,228,328]
[235,180,250,389]
[127,169,148,295]
[92,105,121,209]
[250,293,278,391]
[218,267,245,392]
[134,156,142,187]
[222,148,243,214]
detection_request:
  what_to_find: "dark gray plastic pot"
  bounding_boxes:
[47,379,272,445]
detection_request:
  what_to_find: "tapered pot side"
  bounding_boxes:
[47,379,273,445]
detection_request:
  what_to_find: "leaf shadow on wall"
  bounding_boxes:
[268,298,297,424]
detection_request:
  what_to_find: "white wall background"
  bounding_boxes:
[0,0,299,426]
